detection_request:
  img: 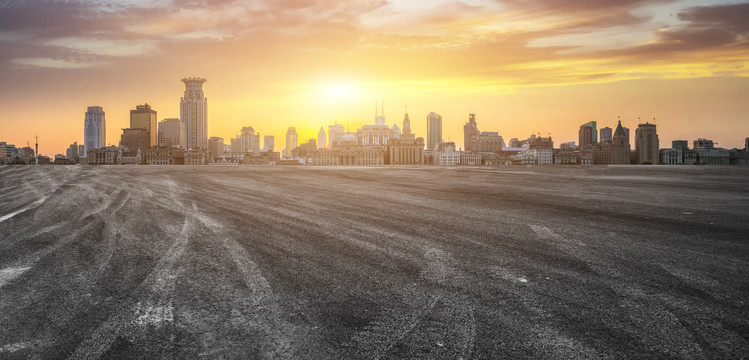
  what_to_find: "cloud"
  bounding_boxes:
[10,57,100,69]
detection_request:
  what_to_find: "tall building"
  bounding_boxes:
[238,126,260,153]
[328,124,345,148]
[635,122,659,164]
[130,103,157,147]
[158,118,185,148]
[745,137,748,151]
[578,121,596,148]
[593,121,630,165]
[120,128,149,151]
[318,127,326,149]
[600,127,612,142]
[180,77,208,150]
[264,135,274,152]
[208,137,224,161]
[285,127,298,157]
[464,114,479,152]
[387,111,425,165]
[66,142,79,161]
[78,144,85,158]
[84,106,106,154]
[426,112,442,150]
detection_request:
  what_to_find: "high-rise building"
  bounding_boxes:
[285,127,298,157]
[328,124,345,148]
[593,121,630,165]
[66,142,79,161]
[745,137,749,151]
[78,144,85,158]
[239,126,260,153]
[599,127,612,142]
[180,77,207,150]
[130,103,157,147]
[464,114,479,152]
[230,137,242,153]
[426,112,442,150]
[635,122,659,164]
[264,135,274,152]
[578,121,597,148]
[387,111,425,165]
[84,106,106,154]
[318,127,326,149]
[120,128,149,151]
[208,136,224,160]
[158,118,185,148]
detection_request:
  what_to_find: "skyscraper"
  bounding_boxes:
[635,122,659,164]
[464,114,479,152]
[130,103,157,147]
[239,126,260,153]
[426,112,442,151]
[328,124,345,148]
[318,127,326,149]
[84,106,106,154]
[285,127,298,157]
[208,137,224,160]
[264,136,274,152]
[158,118,185,148]
[600,127,612,142]
[578,121,597,148]
[180,77,207,150]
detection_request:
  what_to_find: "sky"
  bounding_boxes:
[1,0,748,156]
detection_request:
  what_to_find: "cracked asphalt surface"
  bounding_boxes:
[1,165,748,359]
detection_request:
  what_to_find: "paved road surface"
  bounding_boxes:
[1,165,748,359]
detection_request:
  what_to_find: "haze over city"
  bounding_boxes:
[2,0,749,156]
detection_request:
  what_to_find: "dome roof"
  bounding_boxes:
[342,133,355,141]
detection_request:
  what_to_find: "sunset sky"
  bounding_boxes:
[1,0,748,156]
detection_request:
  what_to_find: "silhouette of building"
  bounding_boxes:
[130,103,157,147]
[635,122,659,164]
[387,111,424,165]
[578,121,596,149]
[318,127,326,149]
[593,121,630,165]
[84,106,106,155]
[180,77,207,150]
[328,124,345,148]
[600,127,612,142]
[264,135,274,152]
[693,138,729,165]
[357,124,392,146]
[464,114,504,153]
[120,128,149,152]
[238,126,260,153]
[285,127,297,157]
[208,137,224,161]
[672,140,688,150]
[426,112,442,150]
[158,118,184,148]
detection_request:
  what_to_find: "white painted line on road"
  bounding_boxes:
[0,197,47,223]
[0,266,31,287]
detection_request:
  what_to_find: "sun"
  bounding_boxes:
[325,83,354,99]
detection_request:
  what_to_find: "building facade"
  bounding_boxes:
[635,122,659,164]
[158,118,185,148]
[318,127,326,149]
[264,135,274,152]
[593,121,630,165]
[387,112,424,165]
[130,103,157,147]
[579,121,596,148]
[328,124,345,148]
[120,128,149,152]
[426,112,442,150]
[208,137,224,161]
[180,77,208,150]
[285,127,297,157]
[84,106,106,154]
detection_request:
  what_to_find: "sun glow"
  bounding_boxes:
[325,83,355,100]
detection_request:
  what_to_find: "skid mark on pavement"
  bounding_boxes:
[67,217,191,360]
[349,247,476,360]
[0,196,47,224]
[530,225,584,246]
[0,266,32,288]
[193,205,301,359]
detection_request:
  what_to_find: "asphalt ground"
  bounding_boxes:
[0,165,748,359]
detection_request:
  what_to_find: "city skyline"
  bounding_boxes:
[1,1,748,156]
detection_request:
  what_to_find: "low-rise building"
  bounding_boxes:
[660,148,683,165]
[461,152,482,166]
